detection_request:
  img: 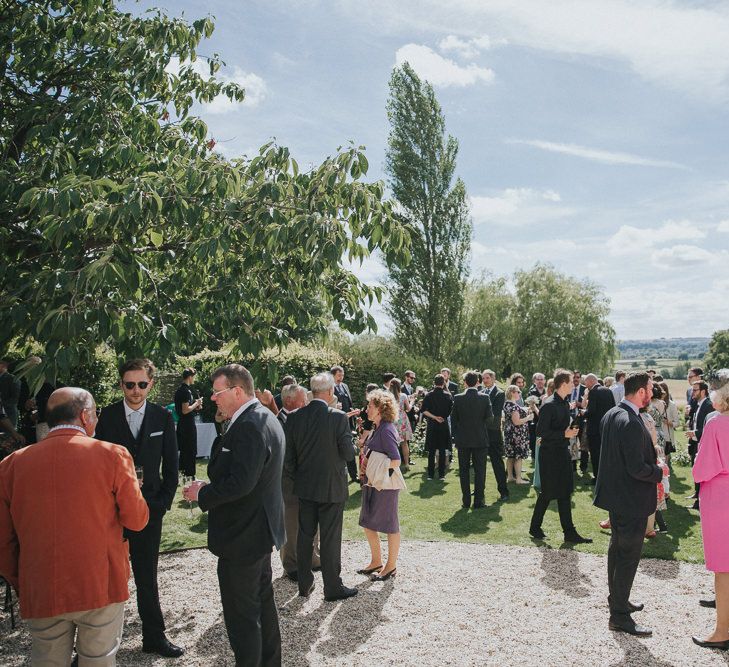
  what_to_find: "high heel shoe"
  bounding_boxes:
[356,565,382,575]
[371,568,397,581]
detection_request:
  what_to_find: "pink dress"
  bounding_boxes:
[693,414,729,572]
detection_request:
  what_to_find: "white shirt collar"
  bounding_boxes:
[698,397,707,410]
[49,424,87,435]
[228,397,259,427]
[621,398,640,415]
[123,400,146,419]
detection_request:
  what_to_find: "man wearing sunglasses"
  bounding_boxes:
[96,358,182,658]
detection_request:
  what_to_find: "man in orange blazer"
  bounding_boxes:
[0,387,148,666]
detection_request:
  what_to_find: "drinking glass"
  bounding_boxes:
[135,466,144,487]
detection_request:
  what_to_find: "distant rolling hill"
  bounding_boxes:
[617,337,709,360]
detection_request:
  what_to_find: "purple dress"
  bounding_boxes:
[359,421,401,534]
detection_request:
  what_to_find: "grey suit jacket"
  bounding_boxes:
[452,388,493,448]
[284,400,355,503]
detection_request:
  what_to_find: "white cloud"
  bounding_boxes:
[394,44,495,87]
[470,188,572,226]
[607,221,705,255]
[166,57,267,113]
[651,244,717,266]
[437,34,495,59]
[349,0,729,100]
[718,220,729,233]
[507,139,686,169]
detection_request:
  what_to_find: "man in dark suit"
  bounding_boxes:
[452,371,493,508]
[284,372,357,602]
[331,365,360,483]
[184,363,286,667]
[594,372,663,637]
[584,373,616,484]
[688,380,712,509]
[95,358,182,658]
[482,370,509,501]
[569,371,588,472]
[421,374,453,481]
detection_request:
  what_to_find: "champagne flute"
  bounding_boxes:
[135,466,144,488]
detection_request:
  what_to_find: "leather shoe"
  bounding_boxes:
[609,622,652,636]
[299,582,315,598]
[628,601,644,613]
[312,565,322,572]
[529,527,546,539]
[498,494,509,502]
[473,502,486,509]
[564,532,593,544]
[285,570,298,582]
[692,636,729,650]
[461,503,470,509]
[324,586,358,602]
[372,568,396,582]
[142,637,185,658]
[699,598,717,608]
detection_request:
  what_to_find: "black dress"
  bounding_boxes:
[536,393,573,500]
[174,382,197,476]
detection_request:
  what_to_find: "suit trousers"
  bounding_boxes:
[27,601,124,667]
[128,511,166,641]
[529,493,576,534]
[487,434,508,497]
[281,481,321,575]
[297,499,345,597]
[217,553,281,667]
[457,447,487,506]
[427,448,446,479]
[607,512,647,625]
[587,433,601,479]
[176,422,197,477]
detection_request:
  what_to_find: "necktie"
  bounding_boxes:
[128,410,142,439]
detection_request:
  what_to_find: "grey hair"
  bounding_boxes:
[281,383,306,406]
[46,388,94,428]
[482,369,496,380]
[310,372,335,394]
[585,373,599,384]
[532,372,545,381]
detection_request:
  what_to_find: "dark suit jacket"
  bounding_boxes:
[198,401,285,562]
[284,400,354,504]
[483,386,505,445]
[585,385,616,440]
[594,404,662,517]
[333,382,355,428]
[96,400,178,514]
[452,388,493,449]
[694,398,713,444]
[447,380,458,395]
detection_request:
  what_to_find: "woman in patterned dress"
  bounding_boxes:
[503,384,533,484]
[390,378,413,469]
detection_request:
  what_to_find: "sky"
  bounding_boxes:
[127,0,729,339]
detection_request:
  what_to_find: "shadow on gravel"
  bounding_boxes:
[277,577,393,665]
[539,548,592,598]
[639,557,680,580]
[608,631,675,667]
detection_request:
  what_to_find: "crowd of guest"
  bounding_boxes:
[1,356,729,664]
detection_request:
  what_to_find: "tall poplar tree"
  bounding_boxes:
[384,63,472,361]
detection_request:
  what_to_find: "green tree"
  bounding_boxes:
[384,63,471,361]
[456,276,516,376]
[508,264,617,377]
[2,1,407,390]
[705,329,729,369]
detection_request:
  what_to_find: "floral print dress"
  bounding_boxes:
[396,393,413,442]
[503,401,530,459]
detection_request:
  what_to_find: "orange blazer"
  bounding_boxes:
[0,428,149,619]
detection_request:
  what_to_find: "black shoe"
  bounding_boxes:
[312,565,322,572]
[285,570,298,582]
[371,568,396,582]
[299,582,315,597]
[498,493,509,502]
[692,636,729,649]
[691,500,700,510]
[356,565,382,575]
[142,637,185,658]
[473,502,486,509]
[700,598,717,608]
[529,527,546,539]
[609,622,652,636]
[628,601,644,613]
[462,503,471,509]
[324,585,358,602]
[564,532,593,544]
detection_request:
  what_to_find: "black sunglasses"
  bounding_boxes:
[123,381,150,390]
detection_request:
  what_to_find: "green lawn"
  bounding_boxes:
[161,439,705,564]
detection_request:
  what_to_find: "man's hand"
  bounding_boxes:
[346,408,361,418]
[565,427,579,438]
[183,480,207,501]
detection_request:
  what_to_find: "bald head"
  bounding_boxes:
[46,387,96,435]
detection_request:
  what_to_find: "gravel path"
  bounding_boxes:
[1,540,726,666]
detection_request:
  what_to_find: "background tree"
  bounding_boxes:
[705,329,729,369]
[1,1,407,390]
[384,63,471,361]
[507,264,616,377]
[456,276,515,376]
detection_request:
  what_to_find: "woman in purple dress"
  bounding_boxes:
[358,389,401,581]
[692,371,729,650]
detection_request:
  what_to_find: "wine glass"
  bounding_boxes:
[135,466,144,488]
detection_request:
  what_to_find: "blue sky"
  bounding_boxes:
[128,0,729,339]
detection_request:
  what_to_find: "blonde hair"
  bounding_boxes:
[506,384,521,401]
[367,389,399,423]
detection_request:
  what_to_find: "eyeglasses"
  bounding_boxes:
[123,381,150,390]
[211,386,235,397]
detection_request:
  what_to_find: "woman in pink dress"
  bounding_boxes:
[692,371,729,650]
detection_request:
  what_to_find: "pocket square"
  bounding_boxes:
[150,431,163,437]
[221,447,231,452]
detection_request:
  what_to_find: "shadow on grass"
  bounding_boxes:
[440,505,503,537]
[410,473,448,499]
